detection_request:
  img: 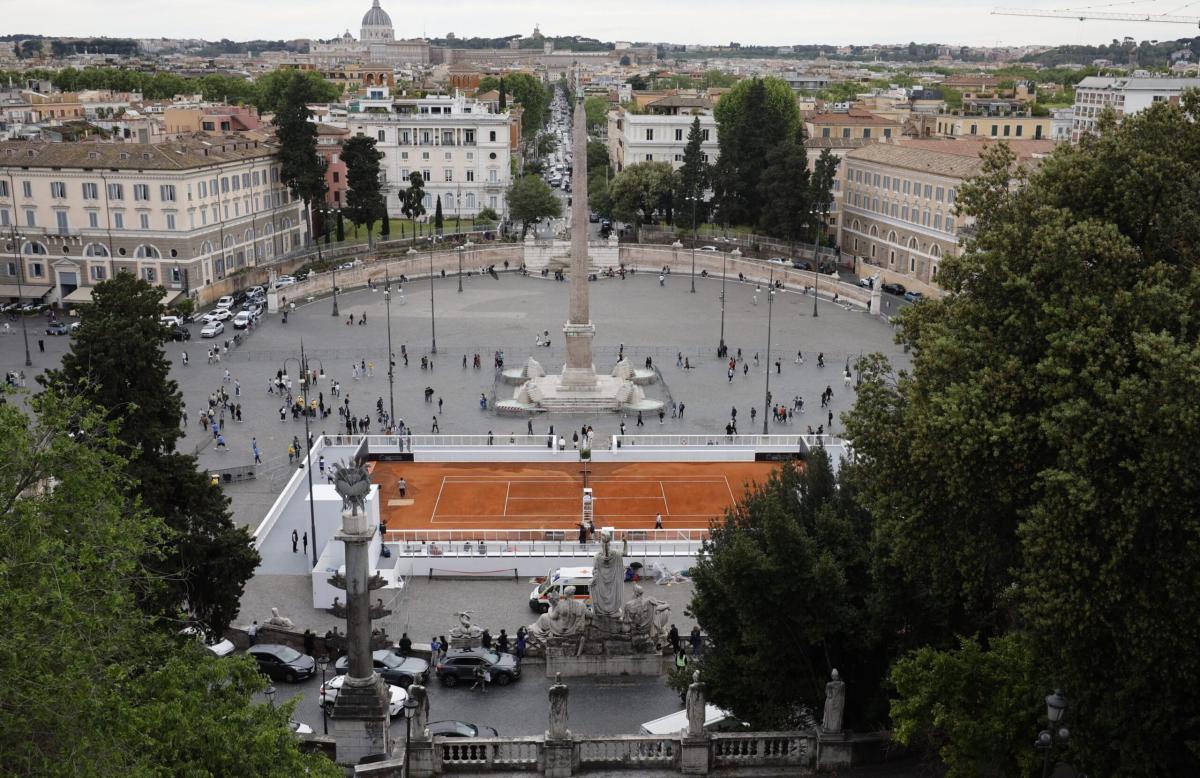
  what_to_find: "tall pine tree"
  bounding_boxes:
[341,135,386,249]
[274,72,327,245]
[676,116,709,233]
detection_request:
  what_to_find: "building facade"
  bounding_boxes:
[344,90,513,219]
[932,113,1052,141]
[607,96,719,173]
[0,137,305,305]
[308,0,431,65]
[1071,76,1200,141]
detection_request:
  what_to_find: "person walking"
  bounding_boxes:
[690,625,703,657]
[291,529,299,553]
[636,411,644,427]
[181,351,189,366]
[252,437,261,464]
[497,629,509,653]
[678,402,685,419]
[515,631,527,660]
[397,477,407,498]
[668,624,680,654]
[658,408,665,425]
[302,532,308,555]
[527,418,534,435]
[775,358,782,374]
[438,397,444,414]
[432,415,439,433]
[655,513,663,529]
[248,621,259,646]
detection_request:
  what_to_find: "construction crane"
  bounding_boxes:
[992,7,1200,25]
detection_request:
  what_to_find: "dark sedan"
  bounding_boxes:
[428,720,499,738]
[247,644,316,683]
[434,648,521,687]
[334,649,429,688]
[881,282,907,296]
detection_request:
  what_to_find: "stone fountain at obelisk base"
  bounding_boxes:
[496,86,663,415]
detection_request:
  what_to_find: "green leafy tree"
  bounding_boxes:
[498,78,506,110]
[627,74,648,90]
[341,135,386,248]
[890,635,1042,778]
[505,174,562,237]
[584,96,609,133]
[475,205,500,223]
[478,75,500,94]
[588,175,615,221]
[676,116,710,232]
[587,139,611,179]
[253,68,340,114]
[810,148,840,245]
[506,72,550,137]
[274,71,327,245]
[713,76,800,225]
[400,171,427,244]
[844,97,1200,776]
[610,161,676,239]
[0,393,339,778]
[434,194,444,234]
[756,128,812,241]
[40,275,257,634]
[687,452,888,728]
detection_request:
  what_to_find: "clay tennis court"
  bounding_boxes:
[370,460,784,531]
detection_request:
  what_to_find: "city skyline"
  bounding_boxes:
[4,0,1190,50]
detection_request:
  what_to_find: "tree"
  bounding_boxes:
[810,148,840,245]
[476,205,499,224]
[587,139,611,179]
[498,78,506,110]
[478,75,500,94]
[253,68,340,114]
[0,393,340,778]
[714,76,801,225]
[588,175,615,221]
[400,171,427,243]
[341,135,386,248]
[39,275,258,634]
[676,116,710,232]
[434,195,444,234]
[584,96,609,133]
[627,74,648,90]
[274,71,327,245]
[609,161,676,240]
[505,174,562,237]
[844,98,1200,776]
[687,452,890,728]
[756,128,812,242]
[506,72,550,137]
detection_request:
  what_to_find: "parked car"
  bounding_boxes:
[232,311,253,329]
[247,644,316,683]
[428,720,499,738]
[169,325,191,342]
[273,276,297,289]
[290,720,314,736]
[200,321,224,338]
[160,315,184,328]
[858,277,873,289]
[766,257,788,265]
[45,321,69,335]
[699,245,718,252]
[881,282,907,296]
[588,212,600,223]
[180,626,234,657]
[792,260,812,271]
[320,674,407,716]
[335,649,430,688]
[903,290,925,303]
[216,295,235,310]
[434,648,522,688]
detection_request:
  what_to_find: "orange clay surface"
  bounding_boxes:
[370,460,784,530]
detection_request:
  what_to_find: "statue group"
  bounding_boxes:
[525,534,670,656]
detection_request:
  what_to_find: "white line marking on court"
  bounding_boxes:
[504,482,511,517]
[430,477,446,523]
[723,476,737,505]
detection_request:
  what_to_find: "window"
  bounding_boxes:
[133,184,150,201]
[935,187,944,202]
[488,169,498,183]
[160,184,176,202]
[874,174,881,187]
[170,267,182,284]
[88,211,99,228]
[645,129,654,141]
[25,209,36,227]
[923,184,932,199]
[901,205,909,220]
[466,193,475,208]
[1003,125,1010,137]
[199,181,207,198]
[0,181,7,197]
[90,265,107,281]
[166,213,176,230]
[903,180,910,195]
[29,262,44,278]
[0,209,8,227]
[422,151,430,160]
[948,188,957,204]
[910,256,916,272]
[378,130,386,142]
[489,131,496,142]
[934,214,942,230]
[445,169,453,182]
[1015,125,1023,137]
[55,211,68,231]
[50,181,67,198]
[138,213,149,229]
[107,183,124,200]
[22,181,32,198]
[231,175,240,192]
[970,124,977,136]
[990,124,998,137]
[332,171,339,183]
[444,152,452,161]
[113,212,124,229]
[134,245,160,258]
[466,170,474,182]
[220,177,229,193]
[702,129,710,141]
[923,209,931,226]
[863,128,871,139]
[252,171,260,186]
[842,128,851,138]
[883,128,892,138]
[464,130,475,144]
[822,127,831,138]
[82,182,98,200]
[143,267,156,282]
[422,169,431,182]
[675,129,683,141]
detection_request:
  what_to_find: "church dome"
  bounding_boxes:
[362,0,392,28]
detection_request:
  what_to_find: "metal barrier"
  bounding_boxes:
[206,463,257,485]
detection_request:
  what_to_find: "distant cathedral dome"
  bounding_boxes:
[360,0,395,42]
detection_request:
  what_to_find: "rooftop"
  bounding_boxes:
[806,109,899,127]
[846,138,1055,178]
[0,136,277,170]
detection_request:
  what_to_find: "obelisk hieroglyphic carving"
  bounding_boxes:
[561,81,598,389]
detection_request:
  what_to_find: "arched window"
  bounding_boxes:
[84,243,110,257]
[868,226,878,237]
[244,228,255,243]
[223,235,235,249]
[908,237,919,250]
[887,231,897,244]
[199,240,214,256]
[930,244,941,258]
[850,219,860,233]
[22,241,48,255]
[134,244,161,258]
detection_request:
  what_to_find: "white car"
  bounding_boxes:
[699,246,719,252]
[320,674,408,717]
[160,315,184,328]
[289,720,314,735]
[274,276,297,289]
[203,308,232,323]
[200,321,224,338]
[232,311,253,329]
[180,626,235,657]
[216,295,235,310]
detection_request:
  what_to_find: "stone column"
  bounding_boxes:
[331,492,392,766]
[544,672,574,778]
[562,82,597,388]
[681,671,710,775]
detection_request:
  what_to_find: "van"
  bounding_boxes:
[639,705,747,736]
[529,566,593,612]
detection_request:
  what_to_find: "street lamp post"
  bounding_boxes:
[813,269,819,318]
[282,339,319,567]
[316,655,330,734]
[762,269,775,435]
[384,268,396,432]
[429,243,437,354]
[1036,690,1071,778]
[331,261,339,317]
[7,225,33,367]
[690,195,697,294]
[456,245,464,293]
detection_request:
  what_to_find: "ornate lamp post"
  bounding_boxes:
[1036,689,1072,778]
[762,269,775,435]
[7,225,33,367]
[384,268,396,431]
[316,655,330,734]
[456,245,464,293]
[264,685,276,708]
[331,260,340,317]
[282,340,319,567]
[721,248,738,354]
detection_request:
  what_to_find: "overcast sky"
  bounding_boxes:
[5,0,1184,49]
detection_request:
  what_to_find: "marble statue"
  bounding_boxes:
[623,584,671,646]
[449,610,484,648]
[686,671,706,738]
[590,534,627,617]
[822,669,846,734]
[332,460,371,516]
[265,607,295,630]
[548,672,570,739]
[526,587,588,647]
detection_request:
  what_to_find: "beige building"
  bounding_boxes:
[0,137,305,306]
[607,94,719,173]
[804,109,900,142]
[933,114,1052,141]
[838,139,1054,295]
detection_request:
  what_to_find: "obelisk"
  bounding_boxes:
[560,82,598,389]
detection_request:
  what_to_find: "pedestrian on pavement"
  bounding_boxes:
[432,415,439,433]
[302,532,308,555]
[252,438,261,464]
[248,621,259,646]
[291,529,298,553]
[658,273,665,287]
[668,624,680,653]
[636,411,644,427]
[438,397,443,414]
[678,402,685,419]
[399,633,412,655]
[481,629,492,649]
[430,635,441,658]
[658,408,665,425]
[527,419,534,435]
[497,629,509,653]
[216,434,227,451]
[182,351,189,366]
[690,625,703,657]
[304,629,315,656]
[775,358,782,374]
[515,632,527,659]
